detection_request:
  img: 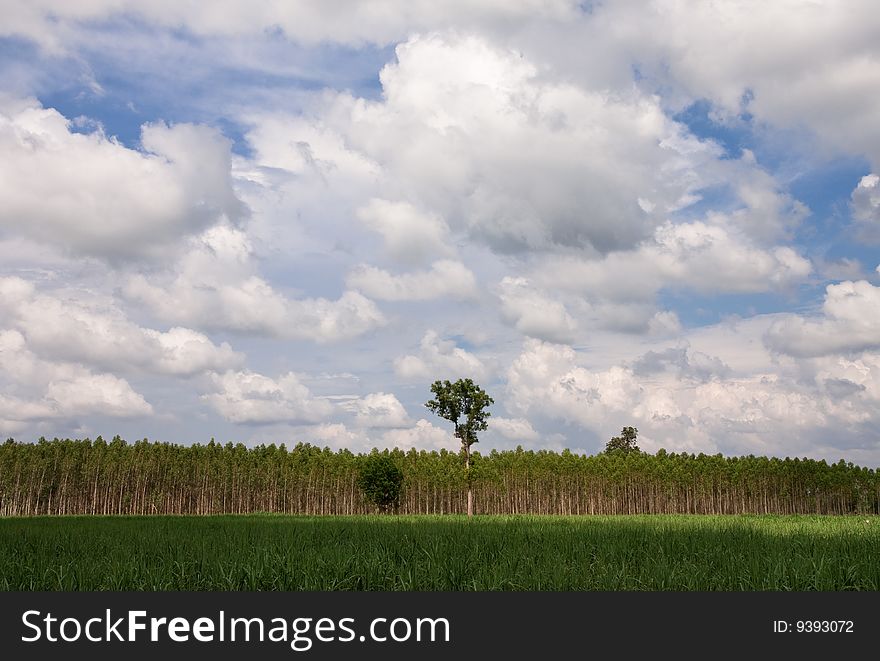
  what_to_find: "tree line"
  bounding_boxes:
[1,436,877,516]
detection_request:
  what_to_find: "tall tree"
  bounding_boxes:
[605,426,640,455]
[425,378,494,517]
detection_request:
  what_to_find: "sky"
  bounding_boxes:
[1,1,879,463]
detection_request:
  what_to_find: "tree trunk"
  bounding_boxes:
[465,444,473,518]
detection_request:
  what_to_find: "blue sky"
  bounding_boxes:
[1,1,879,463]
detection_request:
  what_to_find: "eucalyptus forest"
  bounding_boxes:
[2,437,877,517]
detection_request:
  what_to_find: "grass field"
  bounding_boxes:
[1,515,877,591]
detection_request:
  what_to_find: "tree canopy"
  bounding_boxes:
[605,426,640,454]
[357,452,404,513]
[426,378,494,451]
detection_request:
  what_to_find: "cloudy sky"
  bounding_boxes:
[1,1,879,463]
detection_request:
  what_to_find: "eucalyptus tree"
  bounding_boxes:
[425,378,494,517]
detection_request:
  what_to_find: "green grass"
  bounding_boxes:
[1,515,877,590]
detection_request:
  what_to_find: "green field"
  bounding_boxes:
[1,515,877,591]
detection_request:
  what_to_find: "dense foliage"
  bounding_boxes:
[1,515,877,590]
[426,379,494,451]
[1,437,878,516]
[604,426,640,454]
[357,452,404,513]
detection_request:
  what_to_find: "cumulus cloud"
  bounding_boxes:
[0,329,152,432]
[506,340,644,431]
[349,392,411,428]
[652,221,812,292]
[44,374,153,417]
[381,418,454,450]
[124,225,386,341]
[630,346,730,382]
[813,353,880,408]
[583,301,660,335]
[852,174,880,239]
[202,370,332,425]
[346,260,477,301]
[724,153,810,243]
[497,277,576,343]
[814,257,866,282]
[10,2,880,167]
[505,338,878,457]
[647,311,683,336]
[305,422,369,450]
[0,276,243,376]
[854,174,880,221]
[572,1,880,166]
[491,416,540,442]
[356,198,453,265]
[766,280,880,357]
[0,98,242,261]
[538,220,812,302]
[256,33,719,256]
[302,417,454,451]
[394,330,489,382]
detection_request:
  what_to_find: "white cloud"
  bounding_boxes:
[306,422,369,449]
[814,256,866,282]
[0,98,242,261]
[0,329,153,430]
[630,346,730,382]
[505,337,879,458]
[147,328,245,376]
[724,154,810,243]
[649,221,812,292]
[497,277,576,343]
[125,225,386,341]
[491,416,539,442]
[243,112,381,182]
[578,1,880,167]
[584,301,663,335]
[506,340,643,431]
[394,330,489,382]
[261,33,719,256]
[0,276,243,376]
[356,198,452,265]
[240,34,809,331]
[45,374,153,417]
[538,220,811,303]
[2,1,578,51]
[647,311,683,336]
[10,2,880,169]
[350,392,411,428]
[852,174,880,236]
[766,280,880,357]
[814,353,880,408]
[381,418,454,451]
[202,370,332,425]
[303,417,455,451]
[346,260,477,301]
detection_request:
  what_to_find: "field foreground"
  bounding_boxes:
[1,515,877,591]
